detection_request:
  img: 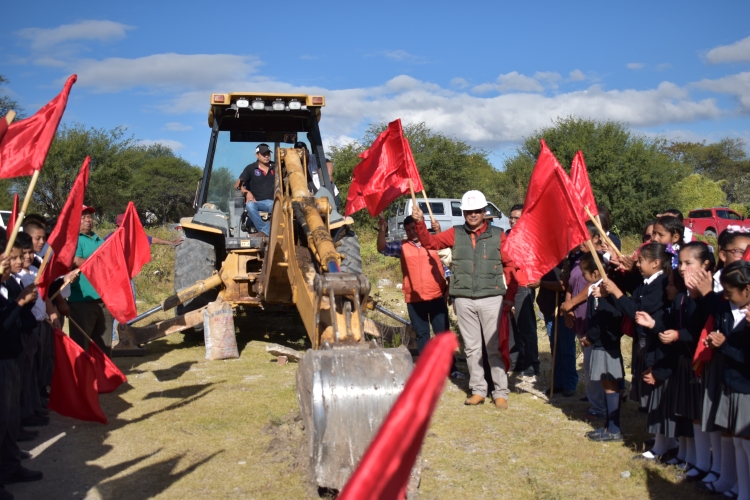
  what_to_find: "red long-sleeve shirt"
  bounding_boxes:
[414,220,527,300]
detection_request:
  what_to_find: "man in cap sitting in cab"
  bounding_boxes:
[234,143,276,236]
[411,190,517,409]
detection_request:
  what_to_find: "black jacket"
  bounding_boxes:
[0,292,25,359]
[585,293,623,357]
[715,301,750,394]
[2,278,38,333]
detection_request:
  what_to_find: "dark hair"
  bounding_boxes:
[403,216,415,226]
[23,219,45,233]
[15,232,32,250]
[718,229,750,250]
[663,208,684,222]
[640,242,671,272]
[24,213,46,225]
[680,241,715,272]
[720,260,750,289]
[643,219,656,232]
[585,221,600,239]
[510,204,523,213]
[597,205,612,232]
[655,215,684,242]
[579,252,604,275]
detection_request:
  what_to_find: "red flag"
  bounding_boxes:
[570,151,598,219]
[0,75,77,178]
[692,315,715,377]
[48,329,107,424]
[0,115,8,143]
[79,202,151,323]
[37,157,89,298]
[5,193,18,240]
[503,140,590,283]
[345,119,424,217]
[87,341,127,393]
[338,332,457,500]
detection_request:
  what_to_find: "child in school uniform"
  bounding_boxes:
[13,233,48,428]
[602,242,673,460]
[702,261,750,500]
[651,215,685,250]
[577,252,625,442]
[560,222,606,419]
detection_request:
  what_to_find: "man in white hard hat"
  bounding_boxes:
[411,190,515,409]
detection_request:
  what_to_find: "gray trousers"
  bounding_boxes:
[454,295,509,401]
[69,300,113,357]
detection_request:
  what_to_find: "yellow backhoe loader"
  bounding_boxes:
[114,92,414,490]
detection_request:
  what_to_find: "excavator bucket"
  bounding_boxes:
[296,343,413,490]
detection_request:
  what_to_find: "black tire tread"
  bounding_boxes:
[335,228,363,275]
[174,230,219,319]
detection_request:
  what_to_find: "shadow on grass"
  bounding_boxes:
[9,381,220,499]
[152,361,197,382]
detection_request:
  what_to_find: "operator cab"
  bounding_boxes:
[189,93,334,249]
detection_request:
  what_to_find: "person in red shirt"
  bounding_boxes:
[377,215,460,377]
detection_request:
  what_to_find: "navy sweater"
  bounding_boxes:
[715,301,750,394]
[585,293,623,358]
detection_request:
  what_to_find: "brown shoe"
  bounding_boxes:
[464,394,485,405]
[494,397,508,409]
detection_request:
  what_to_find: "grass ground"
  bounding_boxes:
[10,227,708,499]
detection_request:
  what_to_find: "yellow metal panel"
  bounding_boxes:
[180,221,223,235]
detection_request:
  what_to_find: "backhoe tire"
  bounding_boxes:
[174,231,219,336]
[334,227,363,275]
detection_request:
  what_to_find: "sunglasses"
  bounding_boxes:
[642,234,652,242]
[463,209,485,215]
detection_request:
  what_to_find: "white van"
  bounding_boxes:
[387,198,510,241]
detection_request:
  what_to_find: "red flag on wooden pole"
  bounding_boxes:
[79,202,151,323]
[37,157,90,299]
[5,194,18,240]
[345,119,424,217]
[338,332,457,500]
[0,75,77,178]
[503,140,591,283]
[87,341,127,393]
[570,151,598,218]
[48,328,107,424]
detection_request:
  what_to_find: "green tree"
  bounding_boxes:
[500,117,688,234]
[674,174,727,215]
[0,75,25,118]
[206,166,234,213]
[130,147,202,224]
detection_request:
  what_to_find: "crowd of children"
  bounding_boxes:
[559,207,750,499]
[0,215,66,499]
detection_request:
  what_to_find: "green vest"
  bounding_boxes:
[449,224,506,299]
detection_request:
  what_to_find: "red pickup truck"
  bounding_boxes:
[684,207,750,237]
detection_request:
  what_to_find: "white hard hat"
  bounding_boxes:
[460,190,488,211]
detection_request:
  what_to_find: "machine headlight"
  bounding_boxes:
[251,98,265,110]
[272,99,285,111]
[288,99,302,110]
[236,98,249,108]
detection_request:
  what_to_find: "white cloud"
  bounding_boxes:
[533,71,562,88]
[17,20,133,51]
[450,77,470,89]
[656,63,673,71]
[706,36,750,64]
[693,72,750,111]
[568,69,586,81]
[71,53,261,92]
[496,71,544,92]
[381,50,426,63]
[139,139,185,151]
[163,122,193,131]
[627,63,644,70]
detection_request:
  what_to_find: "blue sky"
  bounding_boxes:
[2,0,750,168]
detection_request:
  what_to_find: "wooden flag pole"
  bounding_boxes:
[4,111,16,125]
[420,189,435,221]
[585,239,607,278]
[584,206,623,259]
[4,169,42,256]
[408,179,419,213]
[48,269,80,301]
[549,293,559,399]
[33,246,53,285]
